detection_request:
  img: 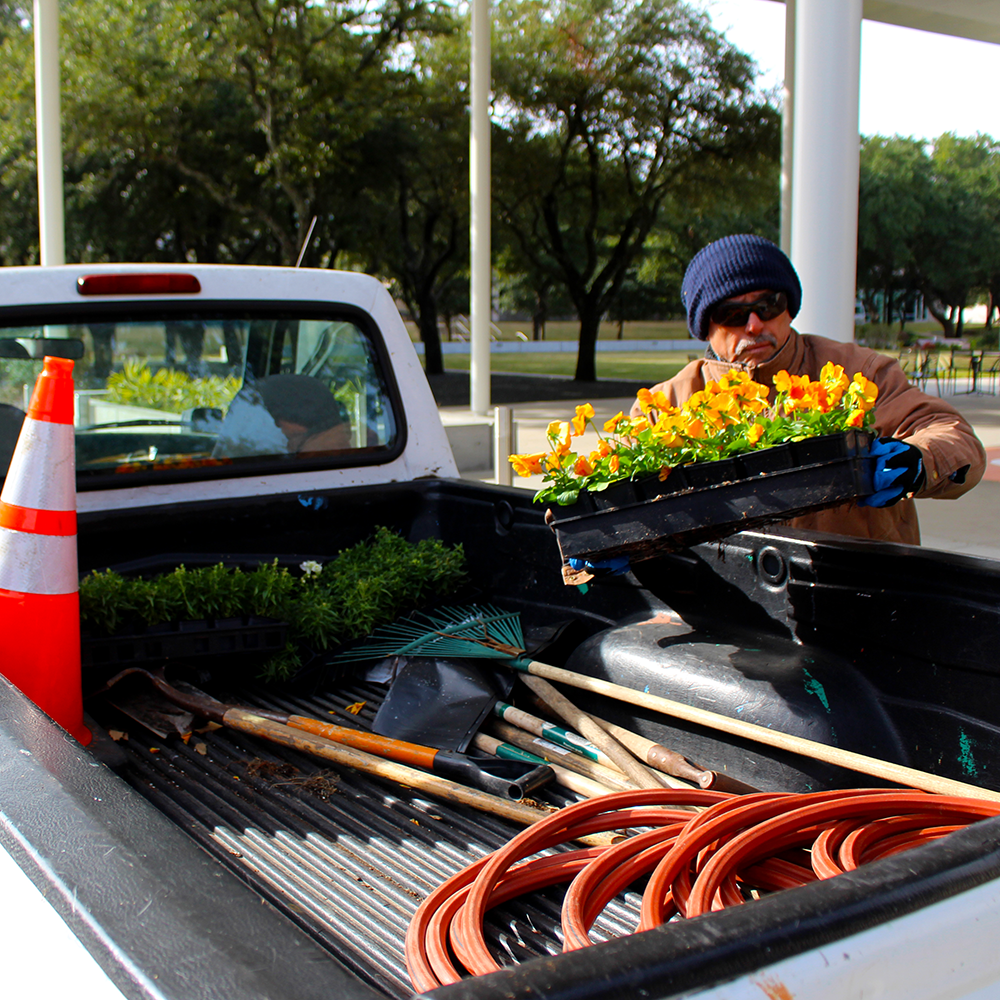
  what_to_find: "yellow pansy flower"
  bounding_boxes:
[508,453,546,477]
[604,411,625,433]
[572,403,595,436]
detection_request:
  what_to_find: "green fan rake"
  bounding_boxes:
[335,603,999,800]
[335,604,532,666]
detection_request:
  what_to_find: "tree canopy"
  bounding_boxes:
[491,0,779,379]
[0,0,785,375]
[858,133,1000,336]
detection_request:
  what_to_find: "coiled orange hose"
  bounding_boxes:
[406,787,1000,992]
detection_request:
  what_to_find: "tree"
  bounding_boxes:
[0,7,39,265]
[857,137,931,329]
[915,136,993,337]
[492,0,779,380]
[0,1,459,268]
[354,23,470,375]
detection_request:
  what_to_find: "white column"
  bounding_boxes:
[779,0,795,255]
[790,0,862,343]
[33,0,65,266]
[469,0,491,416]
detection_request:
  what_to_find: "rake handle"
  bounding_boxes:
[514,659,1000,802]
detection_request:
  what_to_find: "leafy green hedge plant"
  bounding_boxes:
[106,359,241,413]
[80,527,466,680]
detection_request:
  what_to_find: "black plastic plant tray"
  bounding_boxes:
[82,615,288,670]
[549,429,876,563]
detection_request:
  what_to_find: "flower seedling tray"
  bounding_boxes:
[548,429,876,564]
[82,615,288,671]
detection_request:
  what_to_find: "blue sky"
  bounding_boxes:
[694,0,1000,140]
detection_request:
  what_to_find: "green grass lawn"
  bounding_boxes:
[406,318,692,343]
[439,350,692,382]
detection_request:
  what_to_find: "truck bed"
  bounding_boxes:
[22,475,993,1000]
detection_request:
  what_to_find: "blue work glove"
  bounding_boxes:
[568,556,631,577]
[858,438,926,508]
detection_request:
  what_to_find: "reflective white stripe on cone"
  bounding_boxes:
[0,419,75,511]
[0,528,78,595]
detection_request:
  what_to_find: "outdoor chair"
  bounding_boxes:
[898,347,920,384]
[982,352,1000,394]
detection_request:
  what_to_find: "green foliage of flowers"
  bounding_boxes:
[80,527,466,681]
[105,359,241,414]
[511,365,880,506]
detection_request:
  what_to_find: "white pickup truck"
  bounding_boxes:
[1,263,1000,1000]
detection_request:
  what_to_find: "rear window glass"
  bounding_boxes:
[0,310,400,487]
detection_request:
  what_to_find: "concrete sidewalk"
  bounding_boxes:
[448,380,1000,563]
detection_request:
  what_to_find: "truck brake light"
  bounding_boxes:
[77,273,202,296]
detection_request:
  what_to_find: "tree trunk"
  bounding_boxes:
[925,296,953,337]
[415,291,444,375]
[574,307,602,382]
[532,287,549,341]
[862,291,879,327]
[956,302,965,338]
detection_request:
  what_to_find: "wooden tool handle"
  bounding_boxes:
[225,709,615,845]
[592,714,759,794]
[471,734,614,800]
[517,674,663,790]
[488,719,635,792]
[524,661,1000,802]
[286,714,438,769]
[593,714,709,783]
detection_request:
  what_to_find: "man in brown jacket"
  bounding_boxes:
[634,234,985,545]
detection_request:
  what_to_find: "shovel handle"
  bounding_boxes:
[286,714,437,769]
[224,709,552,825]
[518,673,664,790]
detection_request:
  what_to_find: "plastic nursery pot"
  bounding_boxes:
[81,616,289,673]
[677,455,743,491]
[548,429,877,565]
[735,442,797,478]
[575,477,643,513]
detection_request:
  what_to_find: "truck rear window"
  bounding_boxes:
[0,309,401,487]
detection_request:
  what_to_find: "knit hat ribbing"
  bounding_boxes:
[681,234,801,341]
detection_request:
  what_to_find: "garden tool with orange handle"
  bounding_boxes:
[95,666,553,800]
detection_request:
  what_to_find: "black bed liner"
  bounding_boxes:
[44,476,1000,1000]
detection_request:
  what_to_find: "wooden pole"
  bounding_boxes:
[518,674,663,790]
[225,709,554,827]
[519,661,1000,802]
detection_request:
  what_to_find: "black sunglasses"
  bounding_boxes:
[709,291,788,328]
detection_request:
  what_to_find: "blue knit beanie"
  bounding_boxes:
[681,234,801,341]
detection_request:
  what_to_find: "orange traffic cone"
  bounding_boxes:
[0,356,90,744]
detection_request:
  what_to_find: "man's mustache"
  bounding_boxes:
[734,332,778,358]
